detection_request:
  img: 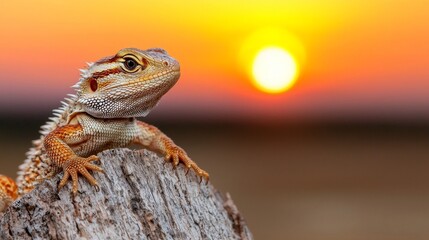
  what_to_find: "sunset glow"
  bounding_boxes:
[0,0,428,120]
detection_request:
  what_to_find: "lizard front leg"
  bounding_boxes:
[133,121,209,182]
[44,124,103,194]
[0,175,18,212]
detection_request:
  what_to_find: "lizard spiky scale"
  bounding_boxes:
[0,48,209,211]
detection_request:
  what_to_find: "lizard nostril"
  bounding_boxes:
[163,61,169,66]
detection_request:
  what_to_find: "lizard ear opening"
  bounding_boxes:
[90,79,98,92]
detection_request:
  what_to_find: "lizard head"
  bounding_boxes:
[75,48,180,118]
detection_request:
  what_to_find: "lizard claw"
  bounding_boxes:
[58,155,103,195]
[164,145,209,182]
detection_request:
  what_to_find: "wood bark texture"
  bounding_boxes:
[0,149,252,240]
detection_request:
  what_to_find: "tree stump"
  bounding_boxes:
[0,149,252,239]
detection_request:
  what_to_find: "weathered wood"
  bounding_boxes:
[0,149,252,240]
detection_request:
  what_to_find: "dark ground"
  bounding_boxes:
[0,117,428,240]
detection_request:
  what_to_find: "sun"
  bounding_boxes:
[239,27,305,94]
[252,47,298,94]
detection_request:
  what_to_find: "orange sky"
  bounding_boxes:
[0,0,428,121]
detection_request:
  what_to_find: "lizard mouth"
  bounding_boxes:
[79,69,180,118]
[101,69,180,93]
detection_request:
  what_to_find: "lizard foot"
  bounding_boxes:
[58,155,104,195]
[165,145,209,183]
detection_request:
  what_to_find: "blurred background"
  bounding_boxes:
[1,1,428,239]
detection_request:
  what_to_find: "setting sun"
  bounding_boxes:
[239,28,305,94]
[252,47,299,94]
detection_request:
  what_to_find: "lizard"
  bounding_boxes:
[0,48,209,212]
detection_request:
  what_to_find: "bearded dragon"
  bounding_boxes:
[0,48,209,212]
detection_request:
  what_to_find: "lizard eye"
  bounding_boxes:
[124,58,138,71]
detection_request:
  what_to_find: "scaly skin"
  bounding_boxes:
[0,48,209,212]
